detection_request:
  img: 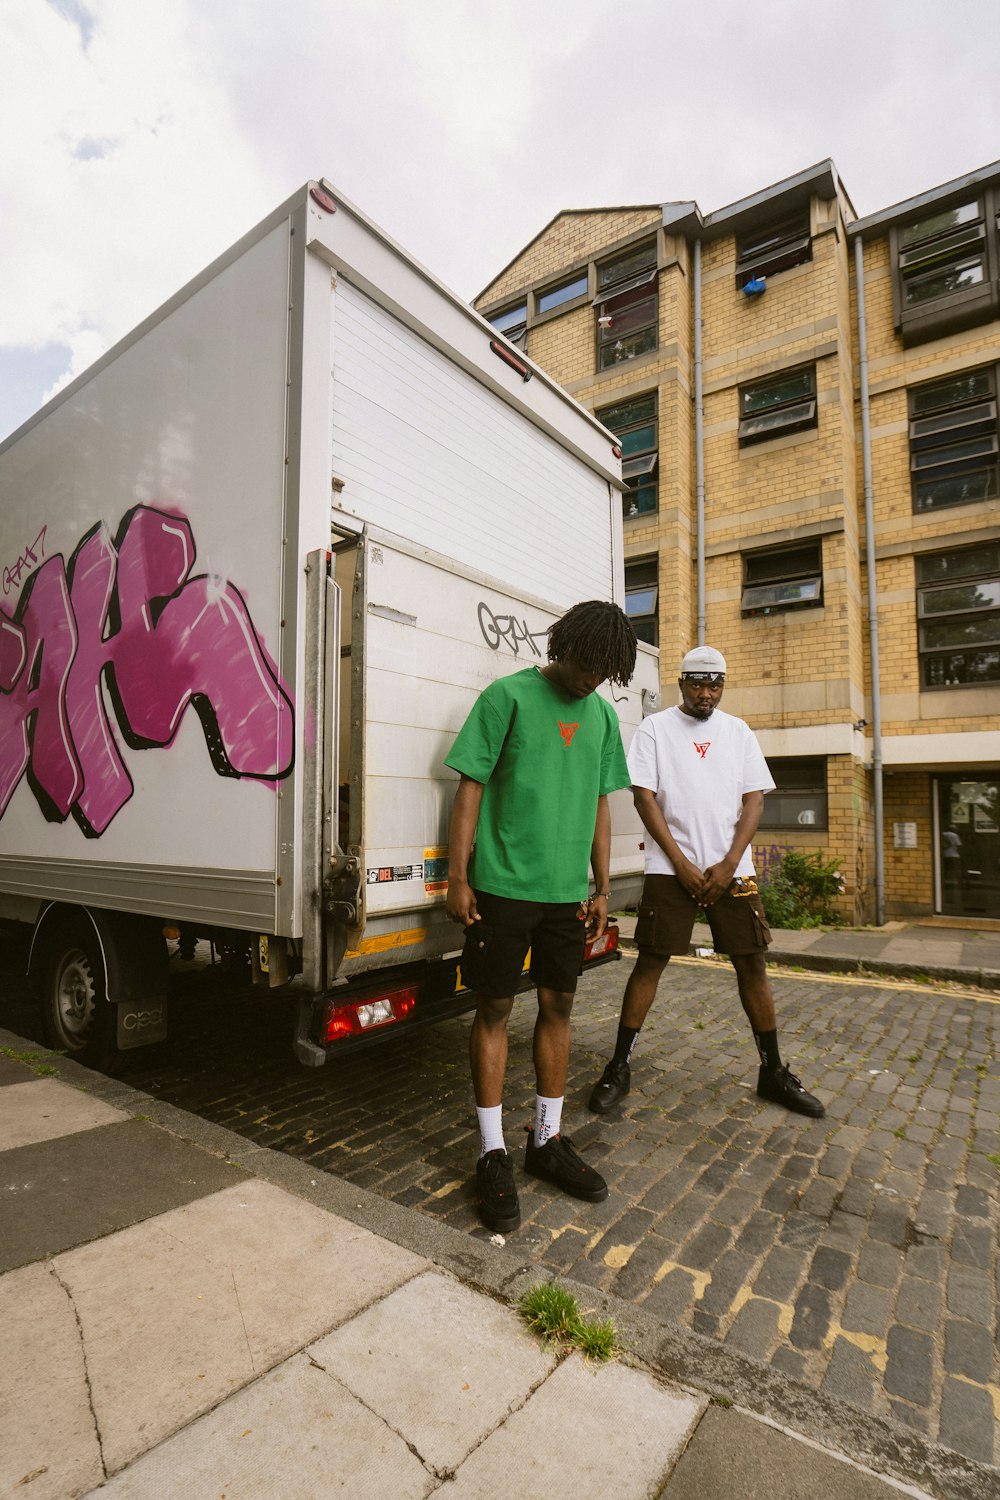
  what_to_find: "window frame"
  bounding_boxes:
[741,540,824,616]
[486,300,528,347]
[890,188,1000,347]
[595,239,658,371]
[735,208,812,288]
[758,757,828,831]
[908,365,999,515]
[597,392,658,519]
[624,556,658,645]
[535,272,589,317]
[916,543,1000,690]
[738,365,818,447]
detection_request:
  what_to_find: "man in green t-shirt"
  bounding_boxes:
[446,600,636,1233]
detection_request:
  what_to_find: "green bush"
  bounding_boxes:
[759,849,845,929]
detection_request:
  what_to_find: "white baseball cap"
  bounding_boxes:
[680,645,727,675]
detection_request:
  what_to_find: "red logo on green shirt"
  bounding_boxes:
[693,741,711,758]
[558,720,580,747]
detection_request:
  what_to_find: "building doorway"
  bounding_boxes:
[935,776,1000,918]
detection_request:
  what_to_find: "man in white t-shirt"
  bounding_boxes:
[589,645,824,1119]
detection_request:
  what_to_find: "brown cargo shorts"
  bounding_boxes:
[634,874,772,957]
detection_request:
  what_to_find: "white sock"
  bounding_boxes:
[534,1095,563,1147]
[477,1105,505,1156]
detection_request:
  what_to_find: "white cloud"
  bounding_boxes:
[2,0,1000,440]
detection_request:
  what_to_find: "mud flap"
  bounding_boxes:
[116,995,168,1049]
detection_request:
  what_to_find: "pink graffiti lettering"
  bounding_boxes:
[0,506,295,834]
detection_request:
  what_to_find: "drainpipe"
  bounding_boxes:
[854,233,885,926]
[694,239,706,645]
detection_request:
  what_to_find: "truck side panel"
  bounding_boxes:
[329,277,617,606]
[0,223,295,932]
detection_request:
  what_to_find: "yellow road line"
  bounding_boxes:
[668,954,1000,1005]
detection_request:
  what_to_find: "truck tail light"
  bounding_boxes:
[321,984,417,1043]
[584,923,619,962]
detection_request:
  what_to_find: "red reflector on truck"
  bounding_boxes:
[584,923,619,962]
[322,985,417,1043]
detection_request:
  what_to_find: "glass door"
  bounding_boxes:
[936,776,1000,918]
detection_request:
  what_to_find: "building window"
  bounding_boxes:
[917,543,1000,689]
[597,393,658,518]
[908,367,999,514]
[892,191,999,345]
[735,209,811,288]
[742,541,823,615]
[738,366,817,446]
[595,240,658,370]
[625,557,658,645]
[759,758,828,831]
[536,272,588,315]
[487,301,527,347]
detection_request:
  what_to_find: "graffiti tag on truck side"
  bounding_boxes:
[3,525,47,597]
[0,505,294,835]
[477,600,549,658]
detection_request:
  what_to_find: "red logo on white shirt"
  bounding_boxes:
[693,741,711,758]
[558,720,579,747]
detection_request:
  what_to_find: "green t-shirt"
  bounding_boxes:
[445,666,630,903]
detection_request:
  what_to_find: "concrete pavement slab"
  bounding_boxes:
[0,1076,127,1150]
[880,939,964,965]
[0,1261,104,1500]
[310,1269,556,1474]
[0,1118,249,1272]
[81,1352,435,1500]
[444,1350,705,1500]
[661,1405,934,1499]
[55,1179,428,1473]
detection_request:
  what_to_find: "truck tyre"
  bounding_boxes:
[40,917,117,1070]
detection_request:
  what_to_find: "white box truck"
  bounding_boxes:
[0,179,658,1068]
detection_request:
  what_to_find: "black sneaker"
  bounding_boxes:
[524,1129,608,1202]
[757,1063,825,1118]
[588,1058,631,1114]
[476,1149,520,1232]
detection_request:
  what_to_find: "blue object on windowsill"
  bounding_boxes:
[743,275,767,296]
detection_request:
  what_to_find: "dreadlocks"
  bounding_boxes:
[547,600,637,688]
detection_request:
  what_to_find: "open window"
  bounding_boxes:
[917,543,1000,688]
[598,392,658,518]
[909,366,999,514]
[486,300,527,347]
[735,209,811,288]
[892,193,999,346]
[595,240,658,370]
[738,366,817,446]
[742,540,823,616]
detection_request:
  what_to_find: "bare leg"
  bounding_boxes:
[620,951,671,1029]
[730,951,776,1033]
[469,994,515,1108]
[533,987,575,1098]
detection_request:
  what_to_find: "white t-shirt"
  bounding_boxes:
[626,705,775,877]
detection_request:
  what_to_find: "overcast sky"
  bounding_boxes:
[2,0,999,442]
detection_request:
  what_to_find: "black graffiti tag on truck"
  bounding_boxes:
[477,601,549,658]
[3,525,47,597]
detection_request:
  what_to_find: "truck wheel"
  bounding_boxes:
[41,919,117,1069]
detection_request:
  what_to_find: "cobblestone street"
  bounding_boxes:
[4,943,999,1467]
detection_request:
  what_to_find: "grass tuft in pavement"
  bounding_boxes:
[518,1282,618,1361]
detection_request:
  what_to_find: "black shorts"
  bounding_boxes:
[635,874,771,957]
[460,890,587,999]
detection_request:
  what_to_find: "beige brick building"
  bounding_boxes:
[476,160,1000,923]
